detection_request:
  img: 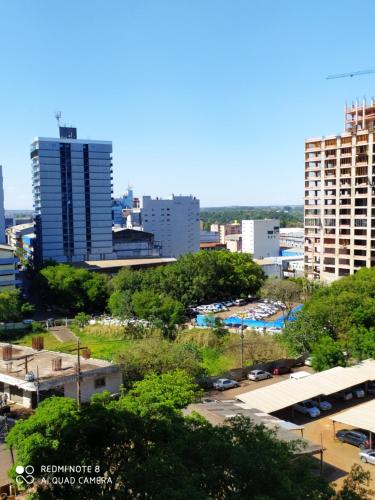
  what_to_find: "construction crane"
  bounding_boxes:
[326,69,375,80]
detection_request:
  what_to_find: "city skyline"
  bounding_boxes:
[3,1,375,209]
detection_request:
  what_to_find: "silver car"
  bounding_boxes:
[360,449,375,465]
[248,369,272,381]
[213,378,240,391]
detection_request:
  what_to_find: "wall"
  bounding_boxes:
[63,371,122,402]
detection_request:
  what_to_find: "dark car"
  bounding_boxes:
[272,366,292,376]
[336,429,370,448]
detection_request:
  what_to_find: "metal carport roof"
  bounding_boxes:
[330,399,375,434]
[236,360,375,413]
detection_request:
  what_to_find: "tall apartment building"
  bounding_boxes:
[31,127,114,264]
[305,100,375,281]
[142,195,200,257]
[241,219,280,258]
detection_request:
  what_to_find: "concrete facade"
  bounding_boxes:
[31,128,114,264]
[241,219,280,258]
[142,195,200,257]
[0,245,19,290]
[305,100,375,281]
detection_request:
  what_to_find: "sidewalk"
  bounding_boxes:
[49,326,78,343]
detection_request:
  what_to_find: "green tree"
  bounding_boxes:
[0,289,33,322]
[336,463,375,499]
[131,290,185,338]
[108,290,133,318]
[119,370,202,417]
[311,336,346,372]
[73,312,91,329]
[39,264,109,314]
[6,396,337,500]
[282,267,375,356]
[116,337,204,384]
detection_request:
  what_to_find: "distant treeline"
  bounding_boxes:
[200,205,303,230]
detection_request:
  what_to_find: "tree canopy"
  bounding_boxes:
[0,289,34,323]
[7,393,337,500]
[38,264,110,314]
[282,267,375,367]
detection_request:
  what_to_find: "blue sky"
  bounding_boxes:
[2,0,375,209]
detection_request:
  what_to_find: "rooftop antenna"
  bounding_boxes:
[55,111,62,129]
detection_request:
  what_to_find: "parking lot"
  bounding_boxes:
[206,367,375,489]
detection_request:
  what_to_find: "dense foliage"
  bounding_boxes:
[111,250,265,307]
[283,267,375,368]
[7,390,338,499]
[0,289,34,322]
[38,264,110,314]
[200,205,303,229]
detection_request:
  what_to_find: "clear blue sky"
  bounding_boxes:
[2,0,375,209]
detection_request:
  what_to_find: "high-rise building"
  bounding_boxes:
[0,166,5,244]
[241,219,280,258]
[305,100,375,281]
[31,127,114,263]
[142,195,200,257]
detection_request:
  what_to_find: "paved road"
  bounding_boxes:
[49,326,78,343]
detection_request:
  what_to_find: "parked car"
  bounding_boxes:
[308,398,333,411]
[359,449,375,465]
[353,387,365,398]
[336,429,369,448]
[213,378,240,391]
[367,381,375,395]
[293,401,320,418]
[337,391,353,401]
[248,369,272,381]
[304,356,313,366]
[272,366,292,375]
[234,299,247,306]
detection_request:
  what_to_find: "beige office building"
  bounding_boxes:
[305,100,375,281]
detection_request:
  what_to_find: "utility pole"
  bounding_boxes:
[69,340,88,409]
[35,366,40,406]
[239,313,246,369]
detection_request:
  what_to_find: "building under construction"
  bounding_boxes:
[305,99,375,281]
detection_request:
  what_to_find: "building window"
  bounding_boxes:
[94,377,106,388]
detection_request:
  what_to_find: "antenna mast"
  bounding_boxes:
[55,111,62,129]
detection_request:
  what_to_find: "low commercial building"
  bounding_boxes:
[210,222,241,244]
[225,234,242,253]
[0,245,19,290]
[0,342,122,408]
[279,228,304,249]
[242,219,280,258]
[112,228,161,258]
[200,230,220,244]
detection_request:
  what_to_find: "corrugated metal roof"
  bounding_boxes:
[236,360,375,413]
[330,399,375,434]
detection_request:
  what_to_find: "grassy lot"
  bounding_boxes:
[0,324,286,376]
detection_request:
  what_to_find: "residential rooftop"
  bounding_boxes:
[0,342,118,392]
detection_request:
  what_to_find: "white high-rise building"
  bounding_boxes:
[0,166,5,244]
[242,219,280,258]
[142,195,200,257]
[31,127,114,264]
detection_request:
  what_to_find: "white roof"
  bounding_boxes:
[237,360,375,413]
[330,399,375,434]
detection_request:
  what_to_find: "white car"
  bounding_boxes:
[293,401,321,418]
[248,370,272,381]
[360,449,375,465]
[213,378,240,391]
[308,399,333,411]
